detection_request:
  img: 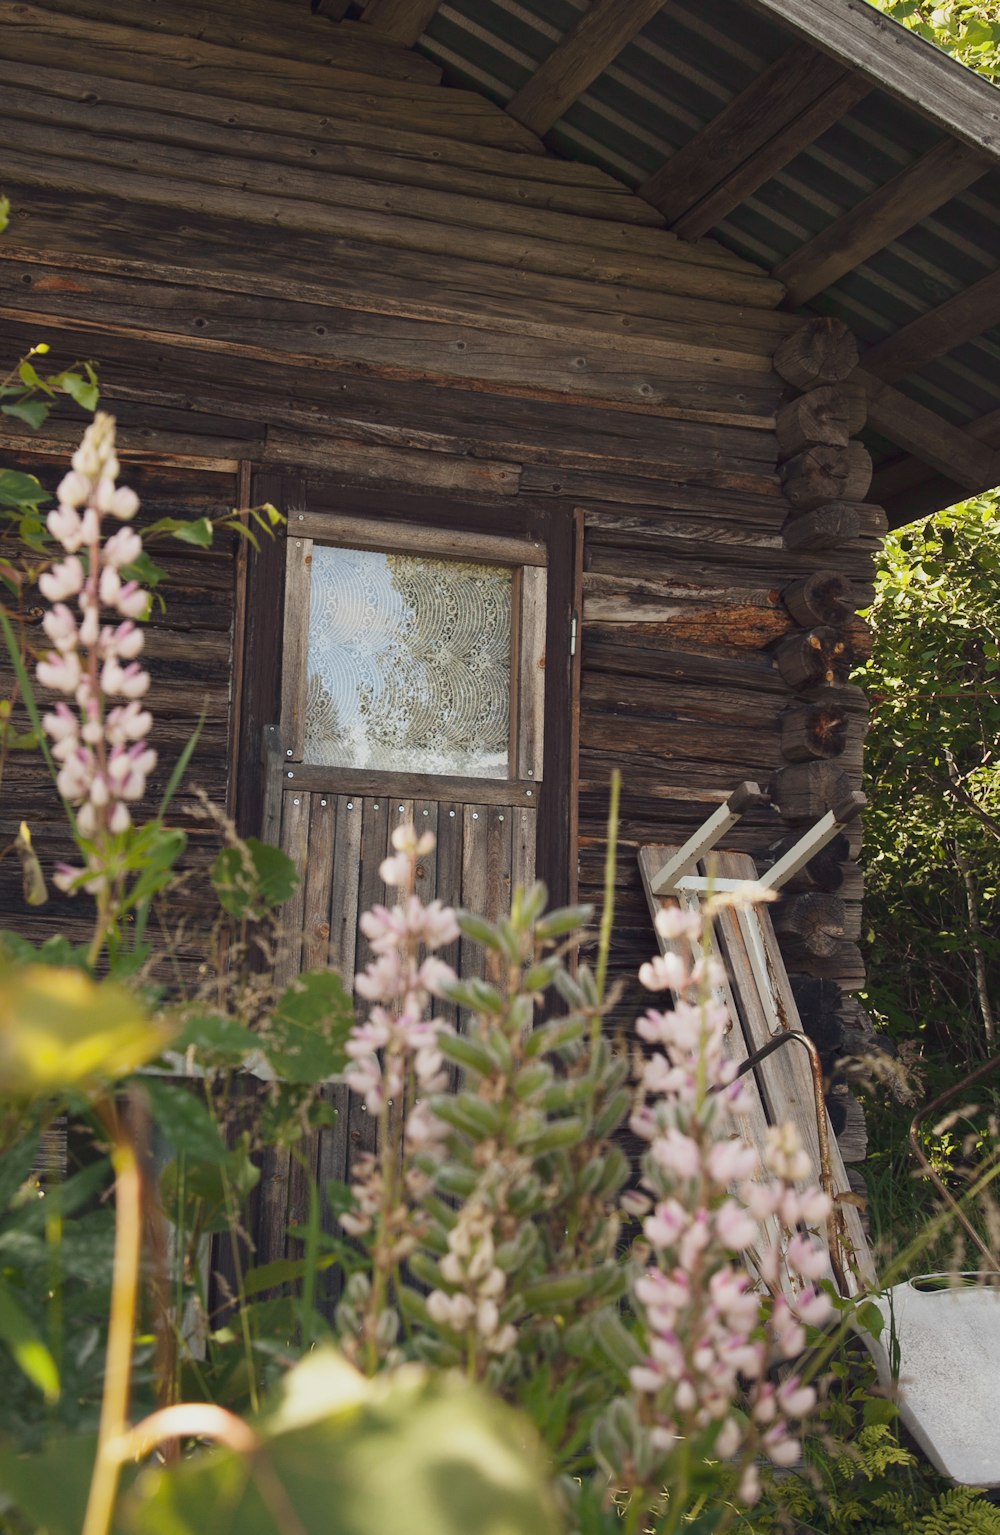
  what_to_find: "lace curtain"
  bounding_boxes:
[304,545,513,778]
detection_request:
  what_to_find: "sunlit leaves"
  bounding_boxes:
[861,493,1000,1059]
[0,963,173,1098]
[122,1349,562,1535]
[868,0,1000,80]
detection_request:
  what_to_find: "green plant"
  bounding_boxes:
[869,1,1000,80]
[1,415,995,1535]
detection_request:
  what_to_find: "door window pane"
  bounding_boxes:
[305,545,512,777]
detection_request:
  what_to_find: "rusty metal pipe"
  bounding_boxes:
[732,1028,849,1296]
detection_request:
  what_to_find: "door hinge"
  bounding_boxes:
[570,613,578,657]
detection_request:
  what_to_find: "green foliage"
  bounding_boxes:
[122,1350,561,1535]
[755,1387,1000,1534]
[869,0,1000,79]
[0,962,174,1100]
[876,1483,1000,1534]
[211,837,299,922]
[861,496,1000,1063]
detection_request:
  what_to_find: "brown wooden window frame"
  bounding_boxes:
[278,514,548,804]
[236,478,581,911]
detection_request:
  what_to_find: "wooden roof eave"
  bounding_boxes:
[742,0,1000,158]
[366,0,1000,516]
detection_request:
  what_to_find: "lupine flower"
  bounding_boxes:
[34,415,155,892]
[341,825,457,1241]
[613,902,835,1500]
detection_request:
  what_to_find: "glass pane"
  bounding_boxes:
[305,545,513,778]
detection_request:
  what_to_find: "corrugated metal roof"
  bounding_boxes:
[367,0,1000,517]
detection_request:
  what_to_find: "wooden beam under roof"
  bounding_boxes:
[506,0,666,138]
[743,0,1000,158]
[863,266,1000,383]
[856,367,999,491]
[776,137,992,305]
[639,44,871,240]
[873,398,1000,517]
[360,0,442,47]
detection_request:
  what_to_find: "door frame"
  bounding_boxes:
[234,475,582,909]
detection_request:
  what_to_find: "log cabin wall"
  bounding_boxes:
[0,1,878,1044]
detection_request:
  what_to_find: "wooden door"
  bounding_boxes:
[246,489,580,1266]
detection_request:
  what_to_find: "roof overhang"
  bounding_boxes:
[358,0,1000,524]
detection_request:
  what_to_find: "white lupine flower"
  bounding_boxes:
[46,504,84,550]
[56,471,90,508]
[39,556,85,602]
[35,415,156,890]
[619,899,834,1503]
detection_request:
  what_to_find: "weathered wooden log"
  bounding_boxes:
[773,627,853,690]
[773,318,860,391]
[790,975,846,1053]
[835,1093,868,1163]
[781,569,855,628]
[762,830,850,892]
[772,891,846,960]
[779,700,850,762]
[843,611,874,662]
[769,762,856,823]
[798,681,868,717]
[782,503,860,551]
[804,940,866,991]
[775,381,867,458]
[781,441,873,512]
[854,506,890,540]
[826,1093,848,1136]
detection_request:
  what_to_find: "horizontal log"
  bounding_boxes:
[775,382,867,459]
[782,501,888,551]
[0,118,701,270]
[0,143,783,308]
[2,174,793,341]
[773,627,853,690]
[769,762,856,824]
[780,442,873,512]
[0,261,776,417]
[582,574,789,644]
[773,318,859,391]
[2,317,780,494]
[584,632,790,693]
[780,570,856,628]
[0,89,667,233]
[29,0,443,79]
[0,1,543,148]
[582,672,785,729]
[262,429,520,496]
